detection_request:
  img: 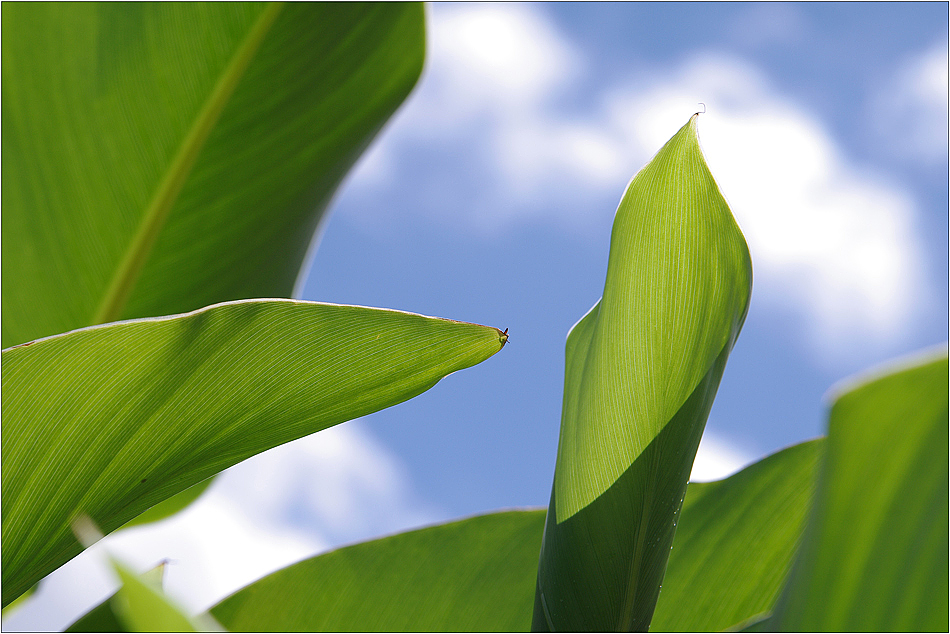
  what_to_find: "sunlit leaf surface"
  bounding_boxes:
[533,115,752,631]
[1,299,507,606]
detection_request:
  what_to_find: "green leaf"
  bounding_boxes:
[1,2,425,348]
[1,299,508,606]
[110,559,221,632]
[120,477,214,531]
[66,561,168,633]
[204,441,819,633]
[651,439,823,632]
[209,510,546,632]
[196,439,818,633]
[769,349,949,632]
[0,583,36,621]
[66,596,125,633]
[65,524,184,632]
[533,116,752,631]
[726,613,773,632]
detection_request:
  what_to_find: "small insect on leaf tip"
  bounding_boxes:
[500,327,510,346]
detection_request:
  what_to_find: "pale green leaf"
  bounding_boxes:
[1,299,507,606]
[65,561,167,633]
[534,116,752,631]
[0,584,36,621]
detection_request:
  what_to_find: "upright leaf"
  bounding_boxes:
[1,299,508,606]
[1,2,425,347]
[770,349,949,632]
[533,115,752,631]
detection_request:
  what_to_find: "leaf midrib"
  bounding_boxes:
[92,2,284,326]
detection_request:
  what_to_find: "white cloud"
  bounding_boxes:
[348,3,629,226]
[426,3,580,115]
[2,421,438,632]
[871,40,949,163]
[689,429,755,483]
[604,54,927,353]
[344,4,930,356]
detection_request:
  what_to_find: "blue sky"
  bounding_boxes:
[302,0,947,518]
[6,3,947,630]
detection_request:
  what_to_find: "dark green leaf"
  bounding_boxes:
[651,439,823,631]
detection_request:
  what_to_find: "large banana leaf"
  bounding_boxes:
[651,439,823,631]
[2,0,428,599]
[209,510,546,632]
[1,299,508,606]
[1,2,425,348]
[533,115,752,631]
[769,349,949,631]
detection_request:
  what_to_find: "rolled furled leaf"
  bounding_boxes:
[533,115,752,631]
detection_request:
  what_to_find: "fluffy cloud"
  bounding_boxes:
[2,422,438,632]
[690,429,756,483]
[346,3,931,355]
[871,39,949,163]
[348,3,627,226]
[605,54,927,353]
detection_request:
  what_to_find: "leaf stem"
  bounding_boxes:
[92,2,284,325]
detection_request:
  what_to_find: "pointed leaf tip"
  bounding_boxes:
[552,115,751,521]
